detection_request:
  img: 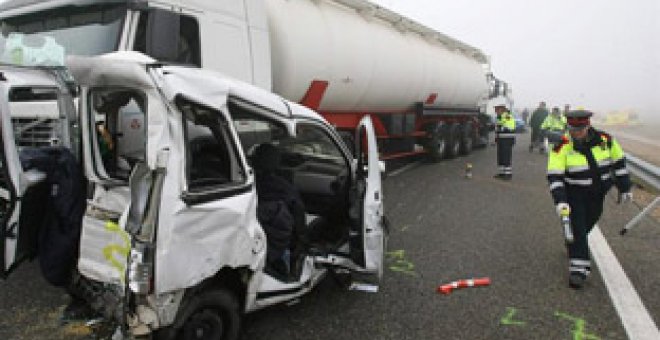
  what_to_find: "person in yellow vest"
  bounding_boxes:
[541,107,567,151]
[494,103,516,180]
[547,110,632,289]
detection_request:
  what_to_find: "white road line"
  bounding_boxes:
[387,161,421,177]
[589,225,660,340]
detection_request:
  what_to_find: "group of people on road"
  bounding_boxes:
[527,101,572,154]
[492,101,634,289]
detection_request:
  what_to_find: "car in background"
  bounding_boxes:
[514,117,527,133]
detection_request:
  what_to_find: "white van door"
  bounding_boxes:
[0,70,75,278]
[349,115,385,282]
[0,80,26,278]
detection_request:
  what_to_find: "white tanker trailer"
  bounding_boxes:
[0,0,511,161]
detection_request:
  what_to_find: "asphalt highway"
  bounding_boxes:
[1,132,659,340]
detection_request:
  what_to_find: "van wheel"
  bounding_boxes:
[156,289,240,340]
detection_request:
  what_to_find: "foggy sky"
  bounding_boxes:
[372,0,660,117]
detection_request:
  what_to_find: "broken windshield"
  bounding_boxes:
[0,4,126,66]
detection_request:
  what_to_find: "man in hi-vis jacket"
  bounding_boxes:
[546,109,633,288]
[494,103,516,180]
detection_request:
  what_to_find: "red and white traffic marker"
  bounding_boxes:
[437,277,491,295]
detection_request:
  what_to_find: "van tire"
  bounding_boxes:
[155,288,240,340]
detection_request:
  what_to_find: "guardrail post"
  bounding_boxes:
[619,154,660,235]
[620,196,660,235]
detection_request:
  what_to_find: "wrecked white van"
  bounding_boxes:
[1,53,385,339]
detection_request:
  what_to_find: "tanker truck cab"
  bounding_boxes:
[1,53,385,338]
[0,0,273,89]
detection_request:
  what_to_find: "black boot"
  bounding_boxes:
[568,273,586,289]
[61,296,97,324]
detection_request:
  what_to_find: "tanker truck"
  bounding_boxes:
[0,0,511,161]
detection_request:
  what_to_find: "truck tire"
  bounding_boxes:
[155,288,241,340]
[445,123,461,159]
[424,123,447,162]
[459,123,474,155]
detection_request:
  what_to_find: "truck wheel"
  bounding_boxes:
[156,289,240,340]
[424,123,447,162]
[459,123,474,155]
[445,123,461,159]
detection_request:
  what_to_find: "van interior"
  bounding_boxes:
[227,100,355,282]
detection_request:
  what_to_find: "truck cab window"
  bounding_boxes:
[89,89,146,181]
[0,4,126,59]
[134,13,201,66]
[177,98,245,192]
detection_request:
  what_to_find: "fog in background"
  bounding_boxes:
[372,0,660,123]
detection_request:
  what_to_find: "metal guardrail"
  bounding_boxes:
[620,154,660,235]
[626,154,660,192]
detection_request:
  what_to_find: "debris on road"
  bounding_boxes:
[437,277,491,295]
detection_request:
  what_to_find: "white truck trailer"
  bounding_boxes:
[0,0,512,161]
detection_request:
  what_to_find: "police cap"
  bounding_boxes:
[565,109,593,127]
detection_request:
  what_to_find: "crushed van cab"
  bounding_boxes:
[1,53,386,339]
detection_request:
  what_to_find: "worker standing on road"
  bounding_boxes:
[529,101,549,153]
[546,109,633,289]
[494,103,516,180]
[541,107,567,150]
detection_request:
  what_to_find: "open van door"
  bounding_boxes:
[349,115,385,284]
[0,80,25,278]
[0,67,76,279]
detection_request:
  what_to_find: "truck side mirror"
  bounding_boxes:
[145,9,180,63]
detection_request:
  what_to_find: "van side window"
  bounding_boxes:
[177,97,245,192]
[89,88,146,181]
[134,12,201,66]
[282,123,346,167]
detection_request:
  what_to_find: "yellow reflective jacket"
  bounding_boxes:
[546,128,631,204]
[496,112,516,138]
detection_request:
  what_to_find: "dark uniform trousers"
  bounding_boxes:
[496,136,515,175]
[566,188,605,268]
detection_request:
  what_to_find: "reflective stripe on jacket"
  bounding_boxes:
[546,128,631,204]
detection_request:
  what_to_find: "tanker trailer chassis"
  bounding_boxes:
[317,103,489,162]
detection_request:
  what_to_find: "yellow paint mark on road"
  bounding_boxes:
[555,311,601,340]
[500,307,526,326]
[386,249,418,277]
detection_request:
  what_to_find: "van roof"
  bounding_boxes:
[67,52,326,123]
